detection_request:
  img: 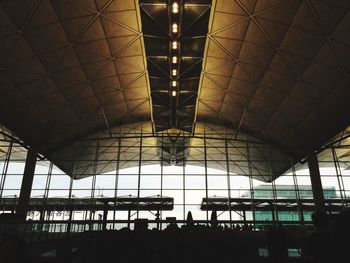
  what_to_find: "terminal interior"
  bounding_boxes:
[1,0,350,262]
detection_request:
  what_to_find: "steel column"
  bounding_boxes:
[307,153,325,212]
[17,147,38,220]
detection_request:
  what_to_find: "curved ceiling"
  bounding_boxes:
[0,0,350,174]
[53,121,291,182]
[0,0,152,153]
[196,0,350,159]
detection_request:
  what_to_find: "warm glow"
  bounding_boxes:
[172,90,177,97]
[172,69,177,76]
[172,23,178,33]
[172,2,179,14]
[172,41,178,49]
[172,80,177,87]
[172,56,178,64]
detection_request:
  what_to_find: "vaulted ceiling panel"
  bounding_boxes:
[197,0,350,160]
[0,0,151,155]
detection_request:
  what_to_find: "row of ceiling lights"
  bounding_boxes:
[170,2,179,97]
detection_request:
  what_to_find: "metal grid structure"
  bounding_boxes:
[0,0,152,155]
[139,0,211,132]
[1,122,350,224]
[196,0,350,161]
[1,0,350,238]
[0,1,349,173]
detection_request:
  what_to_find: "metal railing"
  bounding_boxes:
[0,219,314,242]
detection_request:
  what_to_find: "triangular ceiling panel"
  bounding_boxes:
[197,0,350,161]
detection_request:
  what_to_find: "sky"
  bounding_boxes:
[1,161,349,221]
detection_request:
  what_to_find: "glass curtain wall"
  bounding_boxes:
[1,123,350,224]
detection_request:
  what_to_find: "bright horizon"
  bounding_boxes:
[1,162,349,221]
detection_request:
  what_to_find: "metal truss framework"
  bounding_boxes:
[1,122,350,225]
[49,121,292,181]
[1,4,350,227]
[139,0,211,133]
[196,0,350,160]
[0,0,152,154]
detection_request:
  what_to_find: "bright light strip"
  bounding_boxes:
[172,56,178,64]
[172,41,178,49]
[172,90,177,97]
[172,23,178,33]
[172,69,177,76]
[172,2,179,14]
[171,80,177,87]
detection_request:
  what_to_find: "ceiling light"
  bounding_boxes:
[172,56,178,64]
[171,80,177,87]
[172,2,179,14]
[172,41,178,50]
[172,69,177,76]
[172,90,177,97]
[172,23,178,33]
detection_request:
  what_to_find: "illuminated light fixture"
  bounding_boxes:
[172,2,179,13]
[172,56,178,64]
[172,90,177,97]
[172,69,177,76]
[172,23,178,33]
[172,41,178,50]
[171,80,177,87]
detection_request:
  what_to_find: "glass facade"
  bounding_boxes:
[1,122,350,225]
[250,185,337,222]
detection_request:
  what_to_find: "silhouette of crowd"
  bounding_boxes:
[1,209,350,263]
[301,209,350,263]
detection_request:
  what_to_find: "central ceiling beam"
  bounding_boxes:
[139,0,212,133]
[139,0,212,165]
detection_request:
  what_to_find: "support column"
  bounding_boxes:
[291,160,304,223]
[39,210,45,221]
[0,139,13,198]
[67,208,73,235]
[203,124,209,223]
[127,210,131,229]
[307,153,325,212]
[17,147,37,220]
[225,138,233,227]
[103,203,108,231]
[136,123,143,218]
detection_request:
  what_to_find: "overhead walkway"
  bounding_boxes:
[200,197,349,213]
[0,196,174,212]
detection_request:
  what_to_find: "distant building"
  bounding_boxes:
[242,185,337,222]
[242,184,337,199]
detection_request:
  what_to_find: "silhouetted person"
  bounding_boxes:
[303,211,332,263]
[332,209,350,262]
[235,224,241,231]
[185,211,194,230]
[165,217,179,231]
[266,225,288,263]
[242,223,249,231]
[210,210,218,228]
